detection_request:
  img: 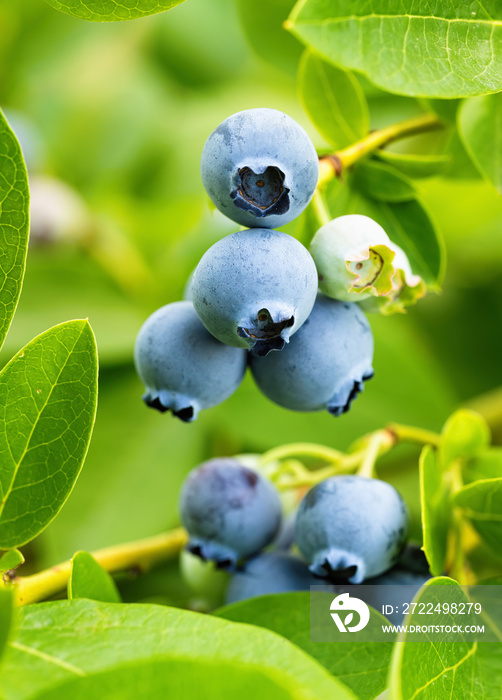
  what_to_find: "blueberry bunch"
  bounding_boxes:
[179,457,419,604]
[135,108,375,422]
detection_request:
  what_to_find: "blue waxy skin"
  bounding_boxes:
[250,294,374,414]
[180,458,282,569]
[134,301,247,422]
[201,108,319,229]
[295,476,409,584]
[225,552,315,604]
[192,229,318,355]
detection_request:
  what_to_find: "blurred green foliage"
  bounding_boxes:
[0,0,501,572]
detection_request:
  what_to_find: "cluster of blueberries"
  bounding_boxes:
[180,458,430,609]
[134,108,374,422]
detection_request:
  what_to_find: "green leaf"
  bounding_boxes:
[452,478,502,556]
[0,588,14,664]
[298,49,369,148]
[0,111,29,353]
[287,1,502,98]
[216,592,393,700]
[464,448,502,485]
[420,445,451,576]
[375,151,451,179]
[389,577,483,699]
[458,93,502,193]
[43,0,186,22]
[440,409,491,468]
[0,320,98,549]
[0,550,24,574]
[0,600,355,700]
[29,657,312,700]
[353,161,416,203]
[68,551,121,604]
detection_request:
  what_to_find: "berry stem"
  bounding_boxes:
[357,430,392,478]
[318,113,444,186]
[2,529,187,606]
[388,423,441,447]
[260,442,345,467]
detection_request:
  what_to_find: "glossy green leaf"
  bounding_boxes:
[458,93,502,193]
[43,0,186,22]
[68,551,121,604]
[298,50,369,148]
[0,600,355,700]
[287,1,502,98]
[440,410,491,469]
[0,111,29,353]
[217,592,393,700]
[353,161,416,203]
[453,478,502,556]
[389,578,483,699]
[30,657,310,700]
[0,320,98,549]
[420,445,451,576]
[0,550,24,574]
[464,448,502,485]
[375,150,451,179]
[0,588,14,664]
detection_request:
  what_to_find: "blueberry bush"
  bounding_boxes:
[1,0,502,698]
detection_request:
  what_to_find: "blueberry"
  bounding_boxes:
[201,108,319,229]
[295,475,409,583]
[179,458,282,568]
[250,294,374,414]
[310,215,425,312]
[134,301,247,422]
[191,229,318,355]
[225,552,315,604]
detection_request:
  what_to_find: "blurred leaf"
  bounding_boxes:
[68,551,121,603]
[0,320,98,549]
[1,249,146,368]
[420,445,451,576]
[0,588,14,664]
[453,478,502,557]
[353,161,416,202]
[217,592,393,700]
[458,93,502,193]
[29,657,310,700]
[0,111,29,352]
[464,449,502,485]
[0,600,354,700]
[375,150,450,179]
[440,409,490,468]
[298,50,369,148]
[0,550,24,574]
[389,578,483,699]
[236,0,303,76]
[287,1,502,98]
[43,0,185,22]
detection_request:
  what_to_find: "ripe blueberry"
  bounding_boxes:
[179,458,282,569]
[250,294,374,415]
[225,552,315,604]
[295,475,409,583]
[191,228,318,355]
[134,301,246,422]
[201,108,319,229]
